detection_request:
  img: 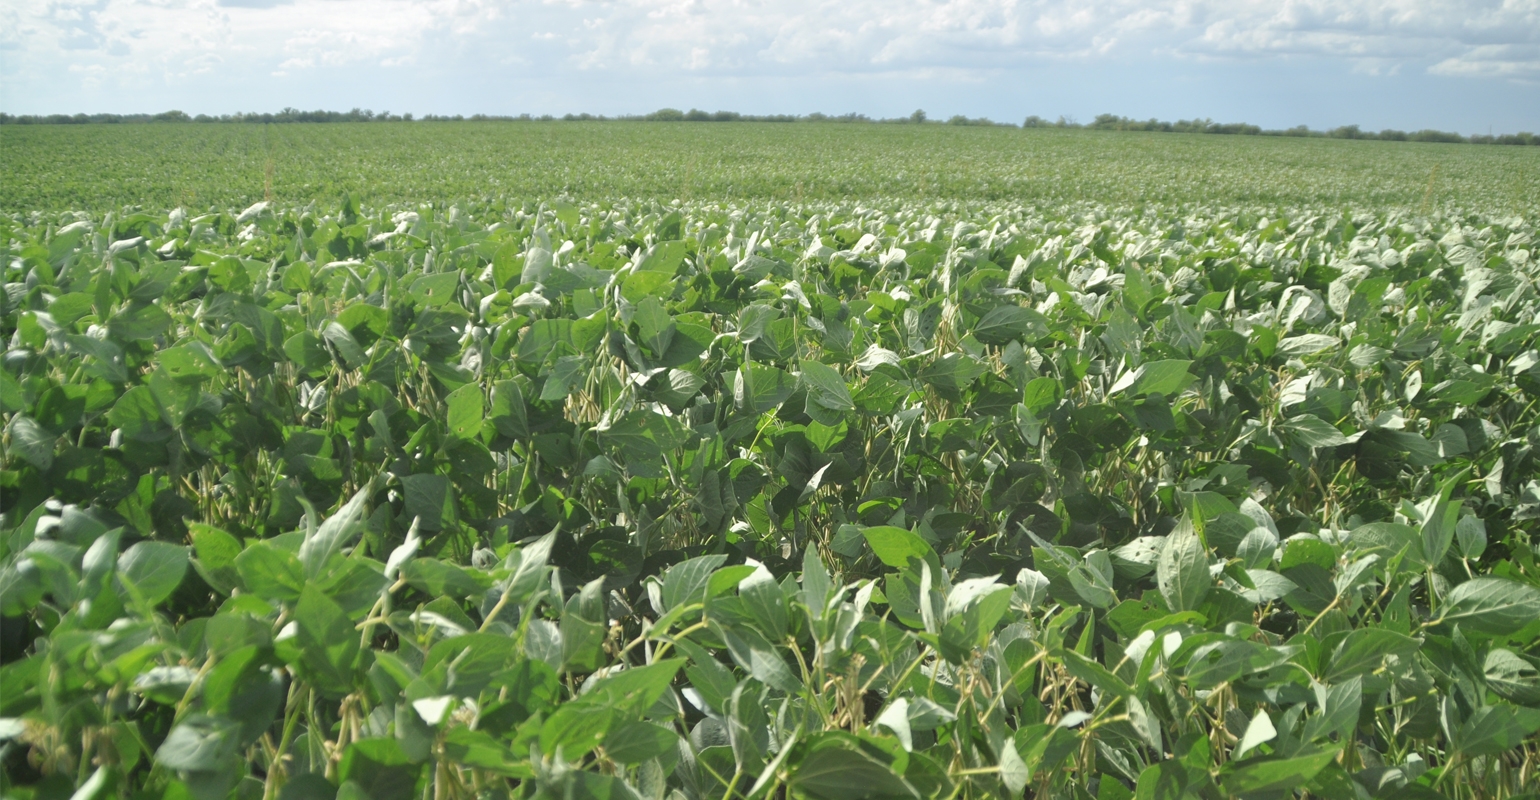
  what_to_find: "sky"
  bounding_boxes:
[1,0,1538,135]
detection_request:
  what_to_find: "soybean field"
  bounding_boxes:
[3,124,1540,800]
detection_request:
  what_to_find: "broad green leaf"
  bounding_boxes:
[720,624,800,693]
[292,583,362,694]
[801,360,855,411]
[1280,414,1348,447]
[917,353,986,395]
[1441,578,1540,635]
[157,342,222,382]
[972,305,1047,345]
[791,743,919,800]
[155,715,240,771]
[739,565,789,641]
[1111,359,1193,397]
[298,485,370,581]
[1455,705,1540,756]
[1323,628,1418,682]
[108,385,166,440]
[107,302,172,341]
[1219,748,1339,794]
[117,541,188,607]
[189,523,242,595]
[234,541,305,602]
[411,272,459,307]
[1157,515,1209,612]
[1235,710,1276,759]
[605,721,678,764]
[587,658,686,715]
[802,547,833,620]
[6,416,54,471]
[1276,334,1338,357]
[539,701,614,760]
[863,526,940,573]
[736,362,796,414]
[444,384,484,441]
[659,554,727,613]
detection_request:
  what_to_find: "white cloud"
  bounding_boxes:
[2,0,1536,107]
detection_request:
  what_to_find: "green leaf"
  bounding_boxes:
[1442,578,1540,636]
[1350,522,1425,570]
[791,743,919,800]
[1133,761,1186,800]
[489,380,529,439]
[601,409,689,478]
[1112,359,1194,397]
[1157,515,1209,612]
[719,625,800,693]
[337,303,391,342]
[802,547,833,620]
[1485,649,1540,705]
[107,302,172,341]
[298,485,370,581]
[1420,469,1466,566]
[1323,629,1419,682]
[604,721,678,765]
[918,353,986,396]
[539,700,614,760]
[291,583,362,695]
[972,305,1047,345]
[6,416,54,471]
[736,363,796,413]
[157,342,223,382]
[444,384,484,441]
[862,526,940,573]
[739,565,789,641]
[1280,414,1348,448]
[1235,710,1276,759]
[1219,748,1339,794]
[108,385,167,441]
[71,765,120,800]
[539,354,587,401]
[189,523,242,596]
[410,272,459,307]
[636,240,687,275]
[1021,377,1061,414]
[156,715,240,771]
[1455,705,1540,756]
[234,541,305,602]
[321,322,366,368]
[659,554,728,613]
[801,360,855,411]
[1276,334,1339,357]
[284,331,332,378]
[586,658,686,715]
[117,541,188,607]
[400,473,451,532]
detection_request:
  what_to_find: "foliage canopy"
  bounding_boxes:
[3,190,1540,800]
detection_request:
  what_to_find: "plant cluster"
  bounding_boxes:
[2,197,1540,800]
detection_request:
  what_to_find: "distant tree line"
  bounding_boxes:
[1047,113,1536,146]
[2,107,1534,145]
[0,108,417,125]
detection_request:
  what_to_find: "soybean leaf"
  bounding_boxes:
[791,743,919,800]
[298,485,370,581]
[1157,516,1209,612]
[117,541,188,608]
[1441,578,1540,636]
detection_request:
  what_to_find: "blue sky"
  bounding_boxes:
[2,0,1538,134]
